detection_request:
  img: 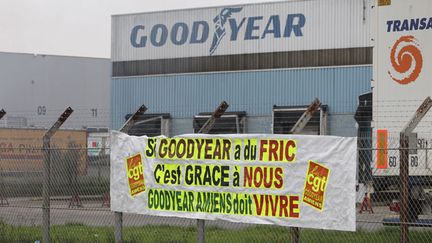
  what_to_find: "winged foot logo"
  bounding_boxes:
[209,7,243,55]
[130,7,305,56]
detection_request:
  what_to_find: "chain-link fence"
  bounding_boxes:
[1,102,432,243]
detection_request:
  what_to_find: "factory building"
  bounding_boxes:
[0,52,111,129]
[111,0,372,136]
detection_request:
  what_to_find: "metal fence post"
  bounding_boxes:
[115,104,148,243]
[289,98,321,134]
[398,97,432,243]
[291,227,300,243]
[114,213,123,243]
[289,98,321,243]
[42,107,74,243]
[0,109,5,120]
[0,110,8,206]
[196,101,229,243]
[399,132,409,243]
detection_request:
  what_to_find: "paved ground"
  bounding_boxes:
[0,197,247,229]
[1,197,421,232]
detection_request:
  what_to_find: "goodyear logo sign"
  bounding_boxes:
[112,1,371,61]
[130,7,306,56]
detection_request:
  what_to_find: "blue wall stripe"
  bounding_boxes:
[112,66,372,129]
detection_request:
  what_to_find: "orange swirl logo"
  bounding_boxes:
[388,35,423,85]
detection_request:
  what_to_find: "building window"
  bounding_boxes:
[125,113,170,137]
[272,105,328,135]
[193,112,246,134]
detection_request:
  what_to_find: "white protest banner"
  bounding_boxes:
[110,131,356,231]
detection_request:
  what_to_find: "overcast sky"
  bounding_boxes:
[0,0,283,58]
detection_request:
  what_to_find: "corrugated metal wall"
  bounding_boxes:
[112,65,371,135]
[112,0,371,62]
[0,52,111,129]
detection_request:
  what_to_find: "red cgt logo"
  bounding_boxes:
[388,35,423,85]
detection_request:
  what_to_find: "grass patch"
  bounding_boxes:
[1,222,432,243]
